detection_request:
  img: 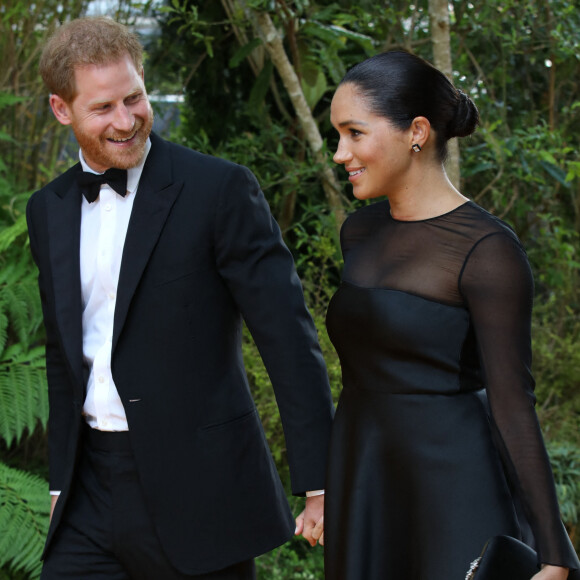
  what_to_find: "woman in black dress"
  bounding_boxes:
[323,51,580,580]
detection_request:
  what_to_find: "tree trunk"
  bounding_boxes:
[236,2,346,229]
[428,0,460,188]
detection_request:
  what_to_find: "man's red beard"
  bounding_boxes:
[73,104,154,171]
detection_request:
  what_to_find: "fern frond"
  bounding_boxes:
[0,344,47,446]
[1,285,32,348]
[0,215,28,254]
[0,255,42,349]
[0,308,7,355]
[0,462,48,579]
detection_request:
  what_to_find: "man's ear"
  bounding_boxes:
[49,94,73,126]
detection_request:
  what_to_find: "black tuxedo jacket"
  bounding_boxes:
[26,132,334,574]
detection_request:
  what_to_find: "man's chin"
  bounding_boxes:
[100,139,149,170]
[76,121,152,171]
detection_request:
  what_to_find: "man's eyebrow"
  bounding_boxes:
[88,90,143,107]
[88,99,111,107]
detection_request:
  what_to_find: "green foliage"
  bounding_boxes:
[0,199,49,577]
[0,217,29,253]
[0,254,43,348]
[0,0,89,192]
[533,302,580,446]
[0,3,58,572]
[256,534,324,579]
[462,122,578,230]
[0,172,48,450]
[0,463,49,579]
[451,0,580,471]
[290,205,342,312]
[547,441,580,548]
[0,344,48,448]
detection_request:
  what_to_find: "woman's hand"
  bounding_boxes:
[531,564,569,580]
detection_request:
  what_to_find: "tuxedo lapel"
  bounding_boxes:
[113,134,183,351]
[45,176,84,391]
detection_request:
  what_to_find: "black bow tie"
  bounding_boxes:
[77,168,128,203]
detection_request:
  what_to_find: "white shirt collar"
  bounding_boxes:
[78,137,151,195]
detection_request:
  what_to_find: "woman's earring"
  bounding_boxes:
[412,143,422,153]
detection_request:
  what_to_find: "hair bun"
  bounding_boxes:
[339,51,480,162]
[449,90,479,138]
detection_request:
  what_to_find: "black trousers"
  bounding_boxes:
[41,427,256,580]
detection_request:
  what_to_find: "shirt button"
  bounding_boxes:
[98,376,105,383]
[101,420,110,428]
[104,203,112,212]
[108,292,116,300]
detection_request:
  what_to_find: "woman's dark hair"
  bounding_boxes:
[339,50,479,162]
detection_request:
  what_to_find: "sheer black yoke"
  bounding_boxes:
[324,200,579,577]
[340,200,529,306]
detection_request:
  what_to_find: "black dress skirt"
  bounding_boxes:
[324,201,580,580]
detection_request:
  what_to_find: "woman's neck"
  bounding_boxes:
[387,166,469,222]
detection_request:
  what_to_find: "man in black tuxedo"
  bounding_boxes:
[27,16,334,579]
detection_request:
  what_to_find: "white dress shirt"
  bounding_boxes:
[80,140,150,432]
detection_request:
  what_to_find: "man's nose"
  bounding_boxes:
[113,105,135,132]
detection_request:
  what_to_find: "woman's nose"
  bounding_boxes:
[333,139,352,164]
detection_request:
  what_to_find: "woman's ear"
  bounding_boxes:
[49,94,73,126]
[409,116,431,150]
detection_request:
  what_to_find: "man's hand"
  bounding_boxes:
[294,494,325,546]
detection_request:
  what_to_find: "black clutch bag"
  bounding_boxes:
[465,535,539,580]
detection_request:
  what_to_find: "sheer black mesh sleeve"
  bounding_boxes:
[460,232,579,569]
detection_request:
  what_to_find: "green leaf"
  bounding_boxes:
[248,59,273,113]
[204,37,214,59]
[0,93,28,110]
[0,344,48,446]
[229,38,263,69]
[539,150,558,165]
[540,161,571,188]
[0,463,49,577]
[0,215,28,254]
[301,21,374,53]
[0,256,46,446]
[301,64,328,110]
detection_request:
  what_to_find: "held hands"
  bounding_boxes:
[531,565,569,580]
[295,494,325,546]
